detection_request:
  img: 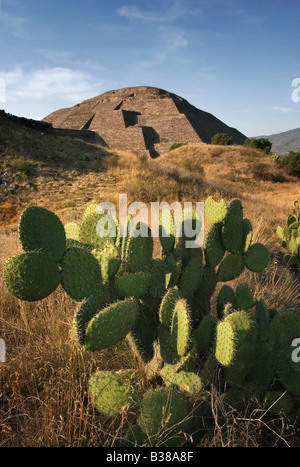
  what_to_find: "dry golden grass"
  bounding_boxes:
[1,138,300,447]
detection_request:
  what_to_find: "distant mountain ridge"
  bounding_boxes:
[258,127,300,154]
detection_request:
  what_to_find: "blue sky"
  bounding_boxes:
[0,0,300,136]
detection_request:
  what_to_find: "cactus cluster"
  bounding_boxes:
[3,196,300,446]
[276,200,300,272]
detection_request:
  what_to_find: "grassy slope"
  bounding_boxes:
[1,118,300,446]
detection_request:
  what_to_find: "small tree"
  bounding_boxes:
[211,133,233,146]
[283,150,300,177]
[244,138,272,154]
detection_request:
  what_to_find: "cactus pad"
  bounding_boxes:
[89,370,138,417]
[215,320,235,366]
[216,253,244,282]
[127,304,157,361]
[159,288,183,328]
[73,296,102,345]
[138,388,190,436]
[204,223,225,268]
[225,311,251,344]
[61,247,103,301]
[216,285,237,318]
[115,272,150,299]
[204,197,228,224]
[159,209,175,254]
[244,243,269,272]
[235,283,256,310]
[192,315,217,352]
[79,212,117,249]
[84,299,139,351]
[221,202,244,254]
[240,219,253,254]
[268,310,300,346]
[125,223,153,273]
[18,206,66,263]
[92,244,121,281]
[64,222,80,241]
[170,299,191,357]
[3,251,61,301]
[179,254,203,298]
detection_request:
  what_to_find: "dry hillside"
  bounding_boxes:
[1,116,300,447]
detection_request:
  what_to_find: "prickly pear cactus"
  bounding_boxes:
[4,196,300,447]
[276,200,300,272]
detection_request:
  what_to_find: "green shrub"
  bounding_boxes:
[283,150,300,177]
[244,138,272,154]
[211,133,233,146]
[169,142,188,152]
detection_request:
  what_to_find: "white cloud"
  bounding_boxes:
[0,67,103,102]
[0,66,108,119]
[159,26,189,49]
[117,5,160,22]
[117,2,202,23]
[272,106,296,114]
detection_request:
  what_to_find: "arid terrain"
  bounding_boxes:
[1,113,300,447]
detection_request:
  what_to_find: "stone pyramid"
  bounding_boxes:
[43,86,246,157]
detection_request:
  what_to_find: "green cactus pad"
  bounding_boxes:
[225,311,251,344]
[18,206,66,263]
[179,254,203,299]
[221,201,244,254]
[159,209,175,254]
[247,342,274,392]
[192,315,217,352]
[244,243,269,273]
[64,222,80,241]
[255,299,270,341]
[170,299,191,357]
[272,334,300,375]
[159,288,183,328]
[216,285,237,319]
[276,226,284,240]
[277,368,300,397]
[164,254,181,289]
[215,320,235,366]
[84,299,139,351]
[216,253,244,282]
[82,203,98,220]
[127,304,157,361]
[73,296,102,345]
[224,342,255,388]
[204,223,225,268]
[3,251,61,301]
[204,196,228,224]
[235,283,256,310]
[148,259,167,301]
[125,223,153,273]
[89,370,138,417]
[138,388,190,437]
[240,219,253,254]
[79,212,117,249]
[157,324,178,364]
[198,266,217,299]
[268,310,300,346]
[115,272,150,299]
[161,366,203,395]
[92,244,121,281]
[61,247,103,301]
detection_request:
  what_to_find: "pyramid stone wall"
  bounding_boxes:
[44,86,246,157]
